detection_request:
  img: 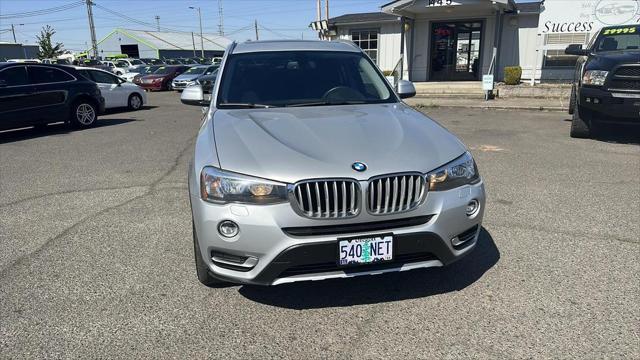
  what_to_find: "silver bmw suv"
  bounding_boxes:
[181,40,486,286]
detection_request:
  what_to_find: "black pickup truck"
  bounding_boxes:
[565,25,640,138]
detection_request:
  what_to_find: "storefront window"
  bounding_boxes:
[351,30,378,63]
[543,50,580,67]
[542,32,589,68]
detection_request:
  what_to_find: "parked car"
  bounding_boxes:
[113,58,145,75]
[75,67,146,111]
[0,63,105,130]
[194,69,218,94]
[6,59,41,63]
[163,58,183,65]
[42,58,71,65]
[138,65,189,91]
[177,58,199,65]
[180,40,484,286]
[130,65,163,84]
[100,60,117,72]
[140,58,164,65]
[76,59,112,72]
[171,65,218,91]
[565,24,640,138]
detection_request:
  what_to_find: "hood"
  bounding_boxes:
[585,50,640,70]
[212,103,466,184]
[173,74,200,81]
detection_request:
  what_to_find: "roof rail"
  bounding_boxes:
[334,39,362,51]
[227,41,238,54]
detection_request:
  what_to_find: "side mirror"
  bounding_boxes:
[181,84,208,106]
[397,80,416,99]
[565,44,589,56]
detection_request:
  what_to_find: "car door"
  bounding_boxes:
[0,65,34,130]
[87,69,127,108]
[26,65,74,122]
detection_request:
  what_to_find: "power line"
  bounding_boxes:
[0,1,84,19]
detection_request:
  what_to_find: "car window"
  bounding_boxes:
[28,66,74,84]
[594,26,640,52]
[131,59,143,65]
[205,66,218,75]
[116,60,129,67]
[217,51,394,107]
[0,66,29,86]
[77,69,91,80]
[183,67,207,75]
[89,70,119,84]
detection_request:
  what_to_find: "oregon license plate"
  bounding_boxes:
[338,235,393,266]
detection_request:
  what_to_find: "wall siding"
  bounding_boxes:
[97,30,158,58]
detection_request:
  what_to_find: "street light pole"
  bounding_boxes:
[190,6,205,58]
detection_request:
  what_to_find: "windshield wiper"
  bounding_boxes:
[286,100,366,107]
[217,103,276,109]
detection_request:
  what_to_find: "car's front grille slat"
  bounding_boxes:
[367,174,426,215]
[292,179,360,219]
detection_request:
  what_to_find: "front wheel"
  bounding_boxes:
[568,85,576,115]
[128,93,143,110]
[70,100,97,129]
[570,107,591,138]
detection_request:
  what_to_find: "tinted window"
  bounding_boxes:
[595,26,640,52]
[217,51,394,108]
[77,69,91,80]
[28,66,74,84]
[0,66,29,86]
[89,70,119,84]
[131,59,143,65]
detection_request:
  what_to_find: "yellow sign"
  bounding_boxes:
[602,27,637,35]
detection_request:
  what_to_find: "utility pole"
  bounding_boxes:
[254,20,259,41]
[325,0,329,22]
[155,15,160,31]
[218,0,224,36]
[10,24,17,43]
[189,6,205,58]
[85,0,98,59]
[191,32,197,56]
[316,0,322,39]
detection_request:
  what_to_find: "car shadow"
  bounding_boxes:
[0,118,138,144]
[103,106,158,115]
[238,227,500,309]
[563,118,640,145]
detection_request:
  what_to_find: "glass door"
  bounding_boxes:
[430,22,482,81]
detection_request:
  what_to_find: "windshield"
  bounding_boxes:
[594,26,640,52]
[216,51,395,108]
[153,66,175,75]
[143,65,161,74]
[183,66,207,75]
[130,59,144,65]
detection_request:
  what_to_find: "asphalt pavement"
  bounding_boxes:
[0,92,638,359]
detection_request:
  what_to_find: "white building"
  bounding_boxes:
[324,0,639,82]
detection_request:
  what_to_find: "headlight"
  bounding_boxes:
[200,166,288,204]
[427,152,480,191]
[582,70,608,86]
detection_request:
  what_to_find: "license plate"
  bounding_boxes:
[338,235,393,266]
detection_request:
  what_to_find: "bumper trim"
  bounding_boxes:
[281,215,434,237]
[250,231,471,285]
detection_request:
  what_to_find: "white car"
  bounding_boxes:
[75,67,146,110]
[113,59,145,75]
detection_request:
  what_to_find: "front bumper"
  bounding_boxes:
[171,80,196,90]
[191,179,486,286]
[579,86,640,123]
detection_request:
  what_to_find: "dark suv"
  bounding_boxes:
[0,63,105,131]
[565,25,640,138]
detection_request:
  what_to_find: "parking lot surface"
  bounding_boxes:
[1,92,638,359]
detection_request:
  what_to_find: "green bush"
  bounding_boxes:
[504,66,522,85]
[382,70,398,77]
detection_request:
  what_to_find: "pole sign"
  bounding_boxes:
[538,0,640,35]
[482,74,494,91]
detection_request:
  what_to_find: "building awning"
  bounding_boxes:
[382,0,517,17]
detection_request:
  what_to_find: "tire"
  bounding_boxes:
[568,85,576,115]
[570,107,591,138]
[128,93,143,110]
[193,222,226,287]
[70,100,97,129]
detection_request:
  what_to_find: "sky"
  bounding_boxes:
[0,0,384,51]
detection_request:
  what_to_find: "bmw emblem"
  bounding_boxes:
[352,162,367,172]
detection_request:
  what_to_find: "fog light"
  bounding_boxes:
[218,220,239,238]
[593,98,600,104]
[465,199,479,216]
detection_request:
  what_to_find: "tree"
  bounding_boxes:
[36,25,64,59]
